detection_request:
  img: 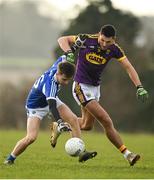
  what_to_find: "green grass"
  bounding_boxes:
[0,130,154,179]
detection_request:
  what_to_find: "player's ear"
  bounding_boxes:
[113,36,116,41]
[57,69,62,75]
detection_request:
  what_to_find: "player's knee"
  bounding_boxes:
[25,135,37,145]
[81,124,93,130]
[98,114,113,129]
[102,117,114,129]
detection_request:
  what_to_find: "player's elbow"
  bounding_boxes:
[58,36,74,45]
[57,36,67,45]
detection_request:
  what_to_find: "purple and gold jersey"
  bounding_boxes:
[74,34,126,86]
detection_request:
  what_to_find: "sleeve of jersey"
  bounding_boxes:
[52,56,63,67]
[72,34,90,42]
[114,45,126,62]
[43,78,58,101]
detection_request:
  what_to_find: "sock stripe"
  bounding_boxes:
[7,154,16,162]
[119,145,127,153]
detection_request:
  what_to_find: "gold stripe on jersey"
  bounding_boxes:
[114,43,126,62]
[88,34,99,38]
[115,43,125,54]
[117,55,126,62]
[74,83,86,103]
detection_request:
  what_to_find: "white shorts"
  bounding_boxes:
[26,97,64,120]
[72,82,100,106]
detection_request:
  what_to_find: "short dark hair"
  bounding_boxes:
[58,61,75,78]
[100,24,116,37]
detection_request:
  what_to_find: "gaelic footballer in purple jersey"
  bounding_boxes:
[73,34,126,86]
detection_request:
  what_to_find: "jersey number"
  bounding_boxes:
[33,74,45,89]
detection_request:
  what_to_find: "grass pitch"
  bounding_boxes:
[0,130,154,179]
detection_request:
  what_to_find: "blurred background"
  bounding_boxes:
[0,0,154,132]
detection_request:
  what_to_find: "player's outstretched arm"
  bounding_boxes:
[120,57,149,102]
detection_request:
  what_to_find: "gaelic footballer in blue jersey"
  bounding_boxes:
[58,24,148,166]
[4,55,97,165]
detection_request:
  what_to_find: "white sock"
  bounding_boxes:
[123,149,131,159]
[11,153,16,158]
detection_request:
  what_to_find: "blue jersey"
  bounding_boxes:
[26,56,66,108]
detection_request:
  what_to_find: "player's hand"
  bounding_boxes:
[47,111,52,119]
[65,50,75,64]
[75,34,88,48]
[136,85,149,102]
[57,119,72,132]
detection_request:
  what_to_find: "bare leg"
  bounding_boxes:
[11,117,40,157]
[58,104,81,138]
[85,100,123,148]
[58,104,98,162]
[78,106,95,130]
[82,100,141,166]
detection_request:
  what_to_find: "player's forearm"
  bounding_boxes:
[58,36,73,52]
[48,99,61,121]
[127,66,142,87]
[120,58,142,87]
